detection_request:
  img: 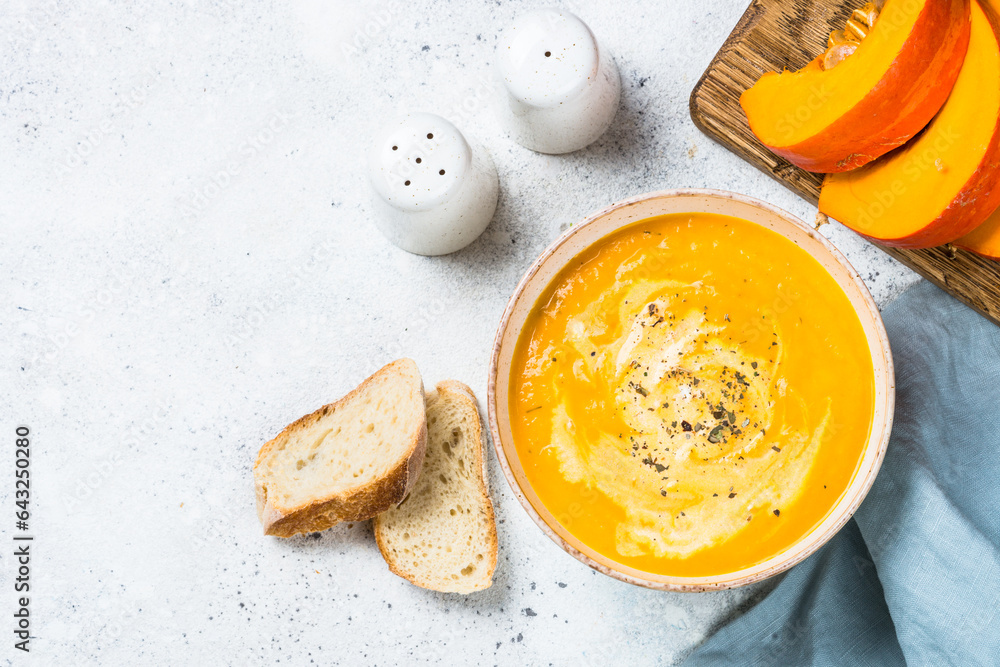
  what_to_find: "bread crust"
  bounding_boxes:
[374,380,498,592]
[253,359,427,538]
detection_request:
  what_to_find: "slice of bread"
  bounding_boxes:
[374,380,498,593]
[253,359,427,538]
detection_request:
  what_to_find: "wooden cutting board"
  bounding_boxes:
[690,0,1000,326]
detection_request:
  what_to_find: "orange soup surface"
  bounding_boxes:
[509,213,874,577]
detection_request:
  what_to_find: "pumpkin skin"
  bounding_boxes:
[819,0,1000,249]
[740,0,971,174]
[954,206,1000,259]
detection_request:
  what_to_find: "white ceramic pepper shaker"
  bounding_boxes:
[368,113,499,256]
[494,8,621,154]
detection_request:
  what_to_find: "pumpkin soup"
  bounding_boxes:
[509,213,874,577]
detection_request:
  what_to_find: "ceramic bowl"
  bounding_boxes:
[487,189,895,591]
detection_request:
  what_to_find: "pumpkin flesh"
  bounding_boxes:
[741,0,970,173]
[819,0,1000,248]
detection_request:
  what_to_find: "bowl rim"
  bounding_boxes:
[486,188,895,592]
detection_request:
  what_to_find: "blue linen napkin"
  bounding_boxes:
[684,280,1000,666]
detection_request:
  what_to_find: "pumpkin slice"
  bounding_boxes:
[954,206,1000,259]
[819,0,1000,249]
[741,0,970,173]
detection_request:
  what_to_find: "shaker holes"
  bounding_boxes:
[392,145,398,150]
[439,169,445,175]
[416,158,422,163]
[404,180,411,186]
[427,133,433,139]
[545,51,551,57]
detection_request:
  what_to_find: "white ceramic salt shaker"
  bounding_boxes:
[368,113,499,256]
[494,9,621,154]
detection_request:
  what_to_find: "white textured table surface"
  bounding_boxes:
[1,0,918,664]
